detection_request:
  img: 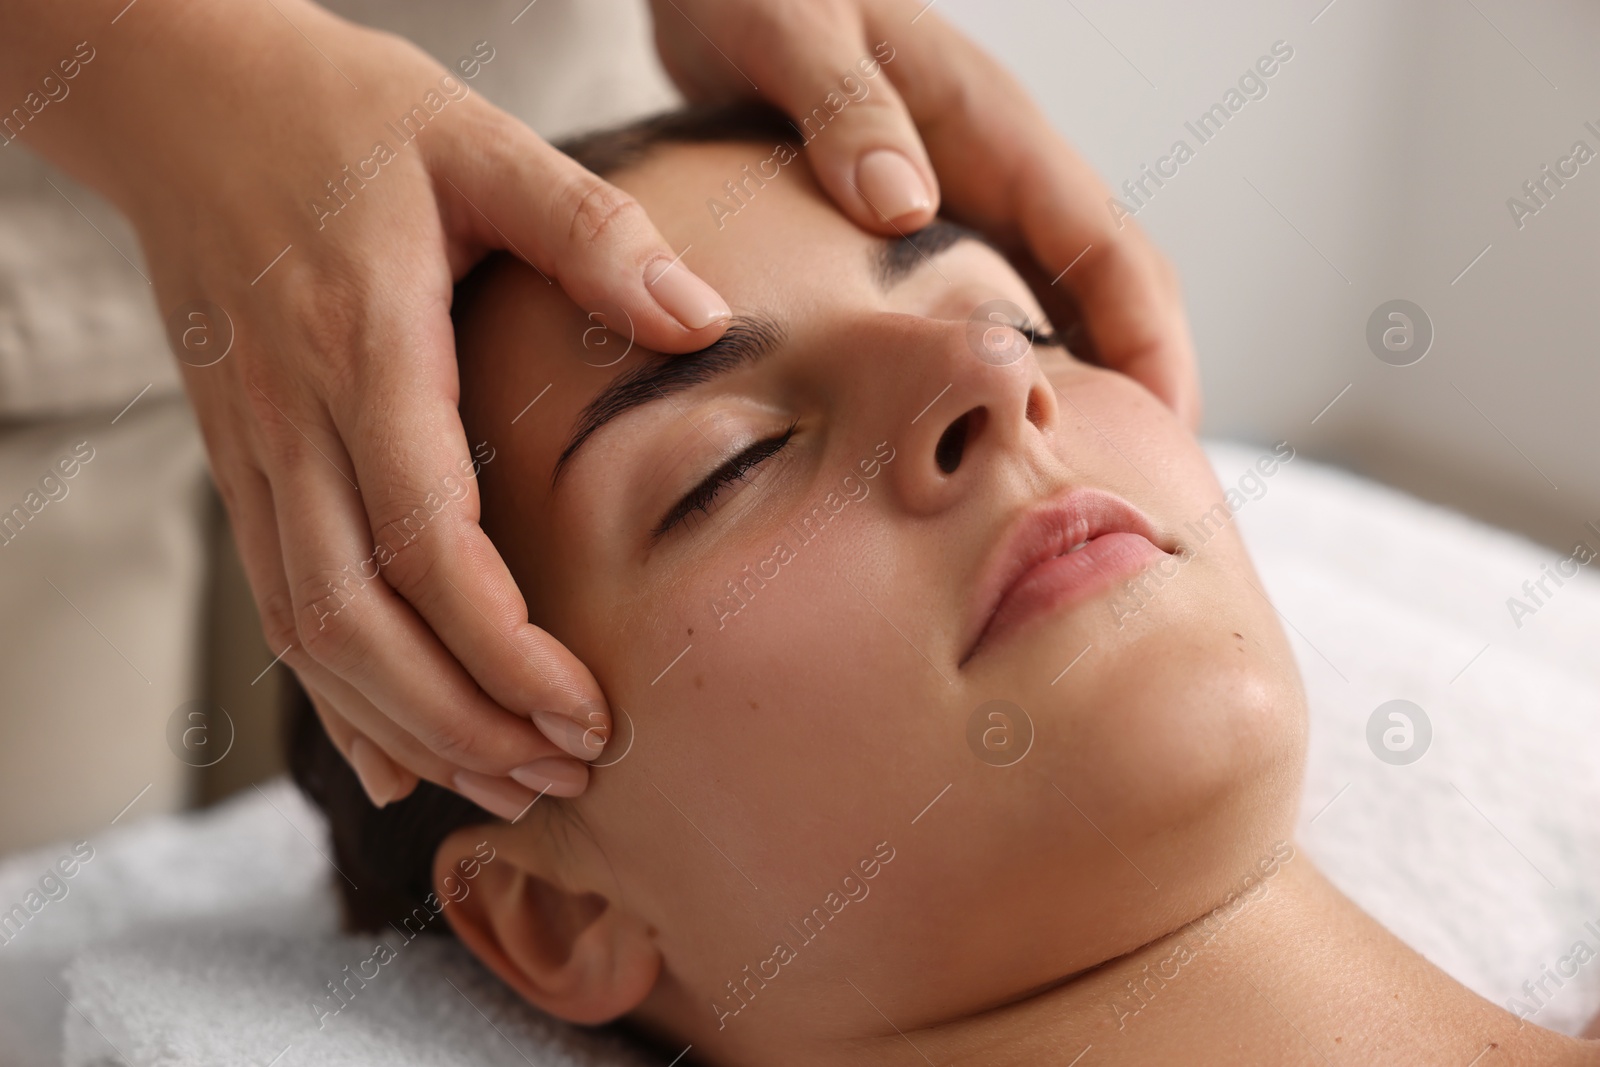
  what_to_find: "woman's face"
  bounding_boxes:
[456,140,1307,1056]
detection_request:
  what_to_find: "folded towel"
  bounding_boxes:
[61,931,658,1067]
[4,443,1594,1065]
[0,779,337,1065]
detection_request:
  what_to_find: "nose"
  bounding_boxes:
[877,315,1056,515]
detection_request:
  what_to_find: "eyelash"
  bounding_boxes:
[654,419,800,538]
[1016,321,1061,347]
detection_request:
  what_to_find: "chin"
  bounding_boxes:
[1016,575,1308,854]
[900,597,1308,1007]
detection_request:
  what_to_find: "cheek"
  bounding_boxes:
[613,512,931,810]
[1054,361,1221,505]
[572,517,950,1006]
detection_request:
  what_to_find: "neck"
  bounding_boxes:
[846,847,1589,1067]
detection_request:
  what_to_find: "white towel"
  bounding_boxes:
[60,932,658,1067]
[0,779,337,1065]
[1,442,1593,1065]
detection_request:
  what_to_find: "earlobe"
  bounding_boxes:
[435,823,660,1025]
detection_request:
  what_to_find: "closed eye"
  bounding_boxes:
[1017,321,1061,348]
[652,420,799,539]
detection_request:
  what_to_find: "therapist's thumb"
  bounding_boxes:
[434,117,731,353]
[756,29,939,234]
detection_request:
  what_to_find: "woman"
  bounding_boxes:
[290,104,1599,1066]
[0,0,1197,819]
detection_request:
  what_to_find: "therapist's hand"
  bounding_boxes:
[8,0,737,817]
[650,0,1201,427]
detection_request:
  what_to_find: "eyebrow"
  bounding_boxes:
[552,314,786,486]
[875,218,991,290]
[551,222,986,486]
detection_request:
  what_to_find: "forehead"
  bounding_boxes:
[616,139,875,310]
[461,142,881,472]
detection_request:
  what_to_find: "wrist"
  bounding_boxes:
[3,0,338,219]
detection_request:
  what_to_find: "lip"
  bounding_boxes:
[961,488,1173,665]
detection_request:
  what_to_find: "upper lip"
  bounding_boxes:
[961,487,1172,664]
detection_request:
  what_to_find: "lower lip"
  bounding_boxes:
[975,532,1168,655]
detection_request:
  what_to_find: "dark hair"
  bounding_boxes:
[285,101,804,936]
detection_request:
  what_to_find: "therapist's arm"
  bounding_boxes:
[0,0,736,816]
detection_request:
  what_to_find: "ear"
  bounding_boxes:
[433,820,660,1025]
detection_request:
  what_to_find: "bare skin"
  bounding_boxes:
[431,139,1597,1066]
[920,859,1586,1067]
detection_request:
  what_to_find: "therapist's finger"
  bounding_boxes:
[870,2,1201,427]
[1023,192,1200,429]
[247,377,591,790]
[216,391,572,819]
[668,4,938,233]
[311,668,577,821]
[431,112,731,354]
[299,663,573,822]
[205,446,420,810]
[212,449,428,808]
[324,300,614,772]
[300,681,420,809]
[211,451,438,809]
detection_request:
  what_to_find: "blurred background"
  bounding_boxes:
[942,0,1599,546]
[0,0,1594,854]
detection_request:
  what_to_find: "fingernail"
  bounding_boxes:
[509,757,589,798]
[645,257,731,331]
[349,736,401,808]
[856,149,933,225]
[452,770,539,821]
[533,708,607,761]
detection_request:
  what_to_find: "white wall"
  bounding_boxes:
[940,0,1600,549]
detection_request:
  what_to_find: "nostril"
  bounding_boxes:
[1025,387,1045,428]
[935,413,968,473]
[935,408,986,474]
